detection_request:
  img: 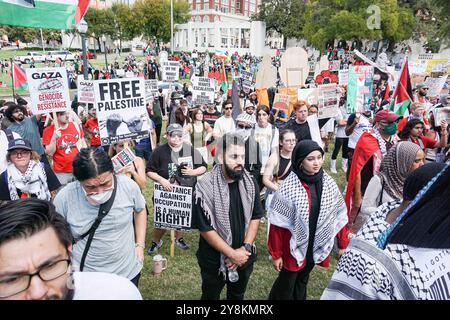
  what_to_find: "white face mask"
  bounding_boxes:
[82,179,114,206]
[234,128,251,141]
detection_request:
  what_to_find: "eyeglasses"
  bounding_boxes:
[237,123,251,129]
[10,150,31,157]
[224,107,233,110]
[0,258,70,298]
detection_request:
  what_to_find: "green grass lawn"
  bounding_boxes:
[138,126,347,300]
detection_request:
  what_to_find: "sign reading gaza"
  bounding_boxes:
[77,79,95,104]
[192,76,215,105]
[153,183,193,231]
[26,67,71,115]
[93,78,150,145]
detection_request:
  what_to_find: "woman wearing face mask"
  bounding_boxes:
[53,147,147,287]
[0,138,61,202]
[357,141,425,231]
[267,140,349,300]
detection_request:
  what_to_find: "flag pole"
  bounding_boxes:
[10,58,15,102]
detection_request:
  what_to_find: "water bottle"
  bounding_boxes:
[228,268,239,283]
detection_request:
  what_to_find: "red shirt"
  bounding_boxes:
[268,182,349,272]
[42,122,84,173]
[84,118,101,146]
[407,136,435,150]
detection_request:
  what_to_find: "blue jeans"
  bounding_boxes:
[135,146,152,161]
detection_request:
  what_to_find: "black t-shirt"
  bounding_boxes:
[286,119,312,142]
[146,143,207,179]
[193,178,264,268]
[0,162,61,201]
[203,110,222,129]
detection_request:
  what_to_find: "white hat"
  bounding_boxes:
[236,112,256,125]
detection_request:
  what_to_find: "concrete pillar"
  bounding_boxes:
[227,27,231,50]
[238,27,241,48]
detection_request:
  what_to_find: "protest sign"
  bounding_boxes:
[255,54,277,89]
[280,47,308,87]
[298,88,319,106]
[77,79,95,104]
[426,59,450,74]
[425,77,447,97]
[273,93,290,112]
[241,70,254,94]
[161,61,180,81]
[111,147,136,173]
[192,76,215,105]
[338,69,349,86]
[329,60,341,72]
[93,78,150,145]
[434,107,450,124]
[346,65,374,114]
[145,79,158,103]
[26,67,71,115]
[318,84,339,119]
[153,183,193,231]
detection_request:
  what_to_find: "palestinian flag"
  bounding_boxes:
[389,57,413,116]
[0,0,90,29]
[220,61,228,95]
[12,62,28,90]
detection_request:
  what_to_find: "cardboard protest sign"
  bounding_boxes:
[159,50,168,62]
[145,79,158,103]
[317,84,339,119]
[426,59,450,74]
[192,76,215,105]
[338,69,349,86]
[255,54,277,89]
[298,88,319,106]
[77,79,95,104]
[153,183,193,231]
[280,47,308,87]
[425,77,447,97]
[273,93,290,112]
[111,147,136,173]
[241,70,254,94]
[93,78,150,145]
[346,65,374,114]
[161,61,180,82]
[26,67,71,114]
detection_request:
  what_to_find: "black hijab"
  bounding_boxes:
[292,140,325,184]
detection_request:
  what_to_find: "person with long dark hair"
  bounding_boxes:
[53,147,147,287]
[399,118,448,151]
[267,140,349,300]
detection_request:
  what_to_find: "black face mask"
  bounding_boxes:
[224,162,244,181]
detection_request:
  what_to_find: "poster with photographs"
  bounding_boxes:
[111,147,136,173]
[26,67,71,115]
[346,65,374,114]
[318,84,339,119]
[93,78,150,145]
[241,70,254,94]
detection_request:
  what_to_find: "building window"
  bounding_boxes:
[204,3,209,10]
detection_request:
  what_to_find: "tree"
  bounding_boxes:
[111,3,138,52]
[132,0,190,44]
[84,8,116,53]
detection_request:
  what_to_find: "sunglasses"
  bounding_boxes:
[224,107,233,110]
[237,124,251,129]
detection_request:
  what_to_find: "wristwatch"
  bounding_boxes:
[243,243,253,253]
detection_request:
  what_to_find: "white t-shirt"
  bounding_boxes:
[348,114,372,149]
[72,272,142,300]
[334,107,349,138]
[0,130,21,174]
[213,116,235,138]
[253,124,279,174]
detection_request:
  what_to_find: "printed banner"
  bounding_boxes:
[77,79,95,104]
[93,78,150,145]
[346,65,374,114]
[241,70,254,94]
[153,183,193,231]
[161,61,180,82]
[192,76,215,105]
[26,67,71,114]
[317,84,339,119]
[145,79,158,103]
[425,77,447,97]
[338,69,349,86]
[272,93,290,112]
[111,147,136,173]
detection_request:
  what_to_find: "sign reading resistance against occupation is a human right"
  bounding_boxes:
[153,183,193,231]
[192,76,216,105]
[93,78,150,145]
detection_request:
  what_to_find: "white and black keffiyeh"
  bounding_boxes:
[7,160,51,201]
[268,171,348,266]
[195,164,255,277]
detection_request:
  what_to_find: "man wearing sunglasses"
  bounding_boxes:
[0,199,142,300]
[213,100,236,140]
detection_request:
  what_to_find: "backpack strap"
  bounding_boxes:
[2,128,14,143]
[75,175,118,271]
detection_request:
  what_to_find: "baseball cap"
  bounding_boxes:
[7,138,32,152]
[166,123,183,134]
[375,109,402,123]
[416,83,429,90]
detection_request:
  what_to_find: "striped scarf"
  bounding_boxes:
[195,164,255,277]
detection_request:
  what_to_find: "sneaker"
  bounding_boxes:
[147,240,163,255]
[175,238,190,250]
